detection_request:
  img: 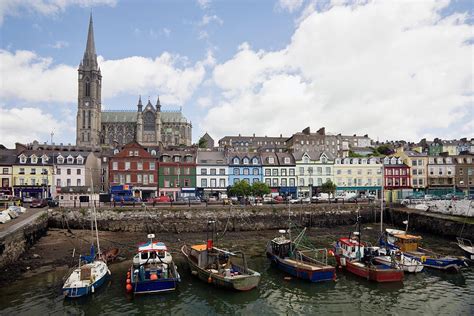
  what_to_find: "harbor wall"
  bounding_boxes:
[0,212,48,269]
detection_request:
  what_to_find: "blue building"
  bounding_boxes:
[228,153,263,185]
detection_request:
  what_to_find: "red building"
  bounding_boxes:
[108,142,158,200]
[383,156,411,201]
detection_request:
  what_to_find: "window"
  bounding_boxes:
[126,174,131,183]
[184,167,190,175]
[19,155,27,164]
[77,169,81,175]
[184,179,190,187]
[219,179,225,187]
[210,168,216,175]
[112,162,118,170]
[281,169,287,176]
[150,162,155,170]
[252,158,258,165]
[56,179,61,187]
[134,150,139,156]
[219,168,226,175]
[125,162,130,170]
[164,167,170,175]
[151,150,157,156]
[19,178,24,185]
[289,169,295,176]
[309,178,314,185]
[299,178,305,186]
[67,157,74,164]
[77,157,84,164]
[67,169,71,175]
[143,174,149,185]
[77,179,81,186]
[137,162,143,170]
[233,168,239,176]
[253,168,259,175]
[164,180,170,188]
[347,169,352,175]
[316,167,322,175]
[317,178,322,185]
[137,174,142,183]
[243,168,249,175]
[210,179,216,187]
[30,168,36,175]
[129,151,133,157]
[272,178,278,186]
[326,167,331,175]
[281,178,287,187]
[233,157,239,164]
[234,179,239,185]
[299,167,304,175]
[272,169,278,176]
[284,157,290,164]
[357,169,362,175]
[201,179,208,187]
[337,169,341,175]
[289,178,295,187]
[268,157,275,164]
[243,158,249,165]
[174,156,180,162]
[149,175,154,183]
[201,168,207,175]
[265,179,271,186]
[265,169,271,176]
[174,167,180,175]
[31,155,38,164]
[66,179,71,187]
[19,167,25,175]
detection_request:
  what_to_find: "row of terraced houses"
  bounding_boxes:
[0,139,473,203]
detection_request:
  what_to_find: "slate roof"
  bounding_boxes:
[101,111,189,123]
[196,151,226,165]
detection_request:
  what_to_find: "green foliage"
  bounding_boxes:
[320,180,336,195]
[348,150,364,158]
[229,180,252,197]
[375,145,393,156]
[198,136,208,148]
[251,181,271,197]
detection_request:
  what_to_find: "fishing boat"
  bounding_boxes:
[373,248,423,273]
[181,220,261,291]
[456,201,473,261]
[381,228,467,271]
[334,211,404,283]
[62,180,111,298]
[266,228,335,282]
[126,234,180,295]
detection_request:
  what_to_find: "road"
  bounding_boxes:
[0,207,48,239]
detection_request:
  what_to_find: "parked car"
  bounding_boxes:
[301,197,311,204]
[312,193,331,202]
[22,196,34,203]
[31,199,48,208]
[45,197,59,207]
[263,196,273,203]
[273,196,284,203]
[173,197,188,205]
[187,196,202,204]
[289,197,302,204]
[151,195,172,203]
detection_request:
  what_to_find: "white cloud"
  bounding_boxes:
[0,0,117,25]
[49,40,69,49]
[0,49,210,106]
[203,0,473,142]
[199,14,223,26]
[0,106,75,147]
[162,27,171,37]
[277,0,304,13]
[197,96,212,108]
[197,0,211,9]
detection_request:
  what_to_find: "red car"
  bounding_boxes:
[31,199,48,208]
[273,196,284,203]
[150,195,172,204]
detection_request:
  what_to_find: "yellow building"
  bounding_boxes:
[334,157,383,196]
[394,147,427,194]
[13,152,53,200]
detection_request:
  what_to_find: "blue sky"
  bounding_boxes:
[0,0,473,147]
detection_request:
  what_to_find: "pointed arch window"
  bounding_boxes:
[85,77,91,97]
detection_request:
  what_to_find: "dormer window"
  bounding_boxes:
[41,155,49,164]
[268,157,274,164]
[113,149,119,155]
[151,150,157,156]
[243,157,249,165]
[19,155,27,164]
[67,156,74,164]
[252,158,258,165]
[30,155,38,164]
[321,157,327,164]
[77,156,84,164]
[174,156,180,162]
[233,157,239,164]
[284,157,290,164]
[303,155,309,163]
[57,156,64,164]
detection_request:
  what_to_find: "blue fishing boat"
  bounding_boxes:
[126,234,180,295]
[266,228,336,282]
[62,245,111,298]
[380,228,467,272]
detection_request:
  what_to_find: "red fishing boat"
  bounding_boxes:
[334,212,404,283]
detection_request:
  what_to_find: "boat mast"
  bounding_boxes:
[380,162,384,234]
[90,170,101,256]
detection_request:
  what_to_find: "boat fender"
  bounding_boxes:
[126,284,133,293]
[126,278,131,284]
[208,276,212,283]
[91,286,95,293]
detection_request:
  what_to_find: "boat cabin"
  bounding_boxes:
[392,234,422,252]
[337,237,365,260]
[189,244,213,268]
[270,236,292,258]
[133,241,172,265]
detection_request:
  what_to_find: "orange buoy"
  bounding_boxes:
[150,273,158,281]
[207,276,212,283]
[126,278,131,284]
[127,271,131,277]
[126,284,133,293]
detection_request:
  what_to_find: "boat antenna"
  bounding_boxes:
[357,209,362,259]
[380,163,384,234]
[90,169,101,256]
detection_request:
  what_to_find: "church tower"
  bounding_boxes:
[76,14,102,148]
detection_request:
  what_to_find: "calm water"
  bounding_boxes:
[0,234,473,315]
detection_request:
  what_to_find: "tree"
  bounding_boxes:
[198,136,208,148]
[375,145,393,156]
[251,182,271,197]
[228,181,252,197]
[320,180,336,198]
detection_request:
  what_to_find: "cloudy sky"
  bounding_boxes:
[0,0,472,148]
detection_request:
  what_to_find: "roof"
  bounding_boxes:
[196,151,226,165]
[138,241,167,252]
[393,234,422,240]
[191,244,207,251]
[292,150,335,161]
[0,149,17,165]
[101,111,137,123]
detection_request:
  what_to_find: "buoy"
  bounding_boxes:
[127,271,131,277]
[208,276,212,283]
[126,278,131,284]
[150,273,158,281]
[126,284,133,293]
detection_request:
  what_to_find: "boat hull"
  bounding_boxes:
[374,256,423,273]
[181,245,260,291]
[131,278,179,294]
[63,267,110,298]
[335,255,403,283]
[266,252,335,282]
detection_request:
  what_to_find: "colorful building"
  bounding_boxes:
[261,152,297,197]
[228,153,262,185]
[0,149,16,197]
[453,155,474,197]
[13,152,54,200]
[334,157,382,197]
[158,150,197,199]
[394,148,428,195]
[427,155,456,196]
[383,157,411,201]
[196,150,228,198]
[293,151,334,197]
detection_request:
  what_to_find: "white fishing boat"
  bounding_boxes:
[374,247,423,273]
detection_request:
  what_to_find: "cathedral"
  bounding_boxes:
[76,15,192,149]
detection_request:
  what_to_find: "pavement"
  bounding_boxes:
[0,207,48,239]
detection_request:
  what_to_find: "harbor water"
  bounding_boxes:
[0,225,472,315]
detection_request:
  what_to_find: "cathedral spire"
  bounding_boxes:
[137,95,143,112]
[82,13,98,69]
[156,95,161,111]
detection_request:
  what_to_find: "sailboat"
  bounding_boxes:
[456,200,474,261]
[62,179,111,298]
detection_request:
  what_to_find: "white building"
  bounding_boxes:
[293,151,335,197]
[196,150,228,198]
